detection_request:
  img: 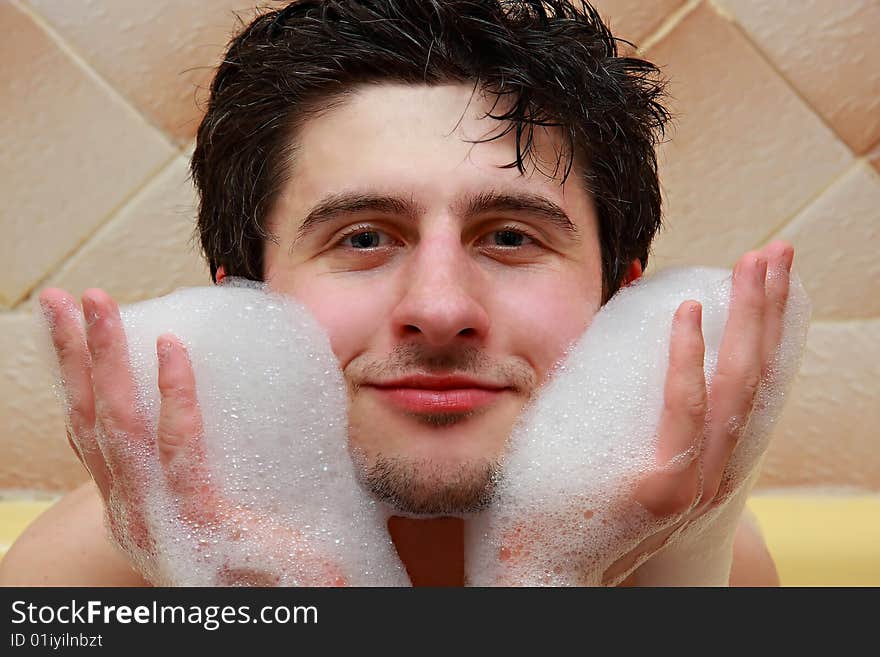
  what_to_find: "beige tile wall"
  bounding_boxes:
[1,0,878,494]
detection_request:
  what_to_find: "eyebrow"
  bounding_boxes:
[292,189,581,248]
[461,191,580,240]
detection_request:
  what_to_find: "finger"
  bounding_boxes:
[699,252,767,507]
[156,335,219,522]
[635,301,705,518]
[157,334,204,470]
[81,289,157,554]
[709,242,793,508]
[39,289,96,436]
[758,240,794,373]
[39,288,111,499]
[82,289,147,474]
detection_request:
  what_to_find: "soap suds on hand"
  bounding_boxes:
[40,267,809,586]
[464,267,810,586]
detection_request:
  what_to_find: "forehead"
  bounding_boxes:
[281,83,594,228]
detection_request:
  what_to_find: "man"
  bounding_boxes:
[1,0,782,586]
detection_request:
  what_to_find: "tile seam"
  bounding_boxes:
[752,158,869,252]
[706,0,860,156]
[636,0,860,265]
[10,152,184,309]
[11,0,177,153]
[637,0,703,53]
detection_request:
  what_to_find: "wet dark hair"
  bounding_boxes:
[191,0,671,302]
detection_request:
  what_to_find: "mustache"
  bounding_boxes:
[346,342,537,394]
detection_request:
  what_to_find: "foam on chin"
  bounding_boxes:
[40,266,809,586]
[464,266,811,586]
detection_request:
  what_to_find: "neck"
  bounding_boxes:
[387,515,465,586]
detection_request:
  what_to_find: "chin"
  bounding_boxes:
[354,450,502,517]
[346,401,517,514]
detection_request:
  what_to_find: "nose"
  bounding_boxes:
[390,230,490,346]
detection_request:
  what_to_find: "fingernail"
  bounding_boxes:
[689,302,702,327]
[784,247,794,272]
[82,296,99,326]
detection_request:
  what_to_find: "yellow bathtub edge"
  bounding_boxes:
[747,494,880,587]
[0,499,55,558]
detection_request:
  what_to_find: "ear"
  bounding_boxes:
[215,266,226,284]
[622,259,643,287]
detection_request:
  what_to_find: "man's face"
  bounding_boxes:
[263,83,603,515]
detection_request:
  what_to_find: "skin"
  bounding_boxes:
[262,84,605,515]
[0,83,788,586]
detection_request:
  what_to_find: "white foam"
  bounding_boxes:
[464,266,811,586]
[43,266,809,586]
[72,278,408,586]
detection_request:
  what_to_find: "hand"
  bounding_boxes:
[599,240,794,585]
[39,287,347,586]
[474,240,796,586]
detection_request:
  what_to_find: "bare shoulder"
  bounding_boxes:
[0,482,150,587]
[728,508,780,587]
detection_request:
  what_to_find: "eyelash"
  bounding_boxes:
[333,224,542,252]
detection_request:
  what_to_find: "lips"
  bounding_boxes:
[365,375,510,413]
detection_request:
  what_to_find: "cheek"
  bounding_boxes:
[287,281,385,366]
[501,278,600,382]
